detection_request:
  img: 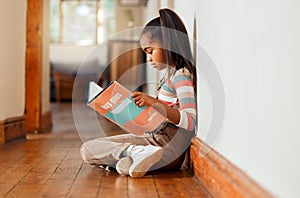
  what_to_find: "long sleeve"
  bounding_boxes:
[158,68,197,131]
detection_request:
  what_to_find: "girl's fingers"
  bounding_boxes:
[134,98,144,107]
[133,96,141,104]
[138,99,145,107]
[131,92,151,107]
[131,91,141,98]
[133,96,140,104]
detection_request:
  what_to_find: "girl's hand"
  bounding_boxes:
[132,91,180,125]
[131,91,157,107]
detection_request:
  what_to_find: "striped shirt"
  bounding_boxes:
[158,68,196,131]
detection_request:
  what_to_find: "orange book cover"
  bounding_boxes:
[87,81,167,136]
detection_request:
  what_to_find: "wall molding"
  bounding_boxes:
[190,137,273,198]
[0,116,26,145]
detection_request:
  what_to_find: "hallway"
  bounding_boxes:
[0,103,210,197]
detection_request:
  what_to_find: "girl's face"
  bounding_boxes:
[140,33,166,71]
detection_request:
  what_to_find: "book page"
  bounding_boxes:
[88,81,103,103]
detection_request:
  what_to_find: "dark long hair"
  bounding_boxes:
[141,8,197,88]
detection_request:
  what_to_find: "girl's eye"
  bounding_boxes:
[145,49,153,55]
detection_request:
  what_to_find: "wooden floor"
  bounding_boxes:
[0,103,211,198]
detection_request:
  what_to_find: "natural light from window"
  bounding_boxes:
[50,0,115,45]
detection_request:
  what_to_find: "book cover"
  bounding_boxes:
[87,81,167,135]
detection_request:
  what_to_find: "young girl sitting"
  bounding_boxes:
[81,8,197,178]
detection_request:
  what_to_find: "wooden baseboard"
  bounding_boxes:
[190,137,273,198]
[0,116,26,144]
[39,110,52,133]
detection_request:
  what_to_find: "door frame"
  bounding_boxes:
[25,0,43,133]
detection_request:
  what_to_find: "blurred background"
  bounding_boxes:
[1,0,300,197]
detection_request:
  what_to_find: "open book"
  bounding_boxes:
[87,81,167,135]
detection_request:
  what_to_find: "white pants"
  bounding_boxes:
[80,122,195,171]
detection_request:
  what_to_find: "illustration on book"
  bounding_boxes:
[87,81,166,135]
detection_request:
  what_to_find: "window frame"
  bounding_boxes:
[51,0,102,46]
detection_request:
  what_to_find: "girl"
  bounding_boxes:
[81,8,197,178]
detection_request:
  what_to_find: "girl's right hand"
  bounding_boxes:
[131,91,157,107]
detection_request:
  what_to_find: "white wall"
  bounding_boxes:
[0,0,51,126]
[0,1,27,120]
[50,44,97,63]
[174,0,300,197]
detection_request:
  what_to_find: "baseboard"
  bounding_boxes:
[0,116,26,144]
[190,137,273,198]
[39,110,52,133]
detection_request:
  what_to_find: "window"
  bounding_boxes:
[50,0,115,45]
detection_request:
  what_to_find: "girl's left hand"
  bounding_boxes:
[131,91,157,107]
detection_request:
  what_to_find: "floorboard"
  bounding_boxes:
[0,102,210,197]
